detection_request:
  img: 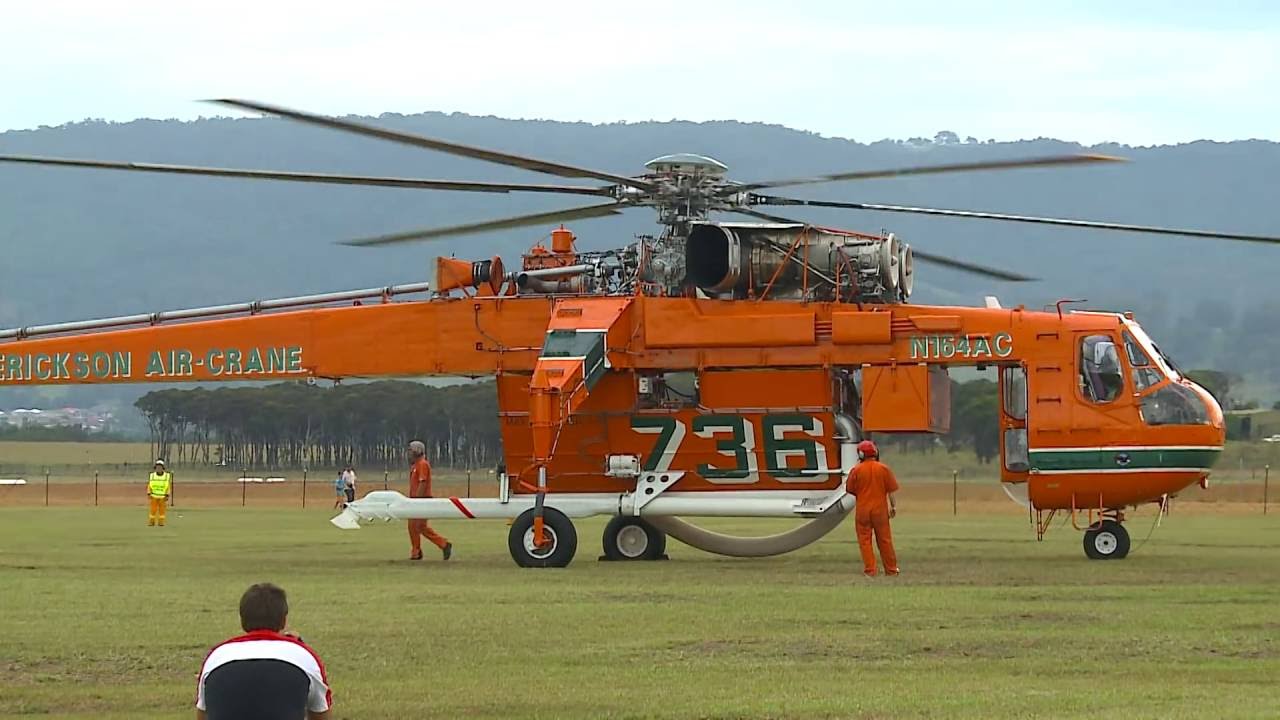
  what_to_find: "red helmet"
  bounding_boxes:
[857,440,878,459]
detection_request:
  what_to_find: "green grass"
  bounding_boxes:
[1,507,1278,719]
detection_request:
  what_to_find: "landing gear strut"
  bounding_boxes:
[600,515,668,561]
[1083,519,1130,560]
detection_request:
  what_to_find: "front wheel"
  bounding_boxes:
[508,507,578,568]
[1083,519,1130,560]
[601,515,667,561]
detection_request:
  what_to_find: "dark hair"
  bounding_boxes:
[239,583,289,632]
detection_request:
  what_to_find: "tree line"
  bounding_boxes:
[132,377,1019,472]
[134,381,500,471]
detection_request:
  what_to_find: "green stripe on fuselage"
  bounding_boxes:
[1029,448,1221,472]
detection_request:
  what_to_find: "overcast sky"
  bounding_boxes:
[2,1,1277,145]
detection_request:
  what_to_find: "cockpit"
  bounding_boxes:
[1077,316,1221,427]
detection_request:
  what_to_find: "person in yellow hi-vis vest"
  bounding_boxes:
[147,460,172,527]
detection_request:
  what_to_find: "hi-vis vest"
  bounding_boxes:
[148,472,172,498]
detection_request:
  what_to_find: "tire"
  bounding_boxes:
[508,507,577,568]
[601,515,667,561]
[1083,519,1130,560]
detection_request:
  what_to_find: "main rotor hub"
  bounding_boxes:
[643,153,728,176]
[640,154,733,227]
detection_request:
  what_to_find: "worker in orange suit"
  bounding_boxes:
[845,440,899,577]
[407,440,453,561]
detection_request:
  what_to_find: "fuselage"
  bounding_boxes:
[0,293,1224,512]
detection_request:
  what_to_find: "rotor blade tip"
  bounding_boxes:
[206,98,261,110]
[203,99,250,112]
[1082,153,1128,163]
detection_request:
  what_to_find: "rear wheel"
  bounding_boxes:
[601,515,667,561]
[1083,519,1130,560]
[508,507,577,568]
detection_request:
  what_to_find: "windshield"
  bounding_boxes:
[1140,383,1210,425]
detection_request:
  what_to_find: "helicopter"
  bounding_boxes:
[2,99,1278,566]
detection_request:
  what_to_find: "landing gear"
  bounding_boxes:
[508,507,578,568]
[1083,519,1130,560]
[600,515,668,561]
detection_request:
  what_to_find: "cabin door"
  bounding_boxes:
[999,363,1030,482]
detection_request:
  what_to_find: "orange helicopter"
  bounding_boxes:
[3,100,1277,566]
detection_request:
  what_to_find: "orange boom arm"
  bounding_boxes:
[0,298,555,386]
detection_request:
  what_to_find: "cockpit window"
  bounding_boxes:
[1123,321,1182,381]
[1122,332,1147,367]
[1080,334,1124,403]
[1123,332,1163,393]
[1140,383,1210,425]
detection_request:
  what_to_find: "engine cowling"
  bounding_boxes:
[685,222,912,303]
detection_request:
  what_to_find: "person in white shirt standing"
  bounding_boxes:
[341,465,357,505]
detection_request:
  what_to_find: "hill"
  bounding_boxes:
[2,112,1279,410]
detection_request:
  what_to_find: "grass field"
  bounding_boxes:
[1,506,1278,719]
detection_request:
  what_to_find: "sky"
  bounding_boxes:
[2,1,1278,145]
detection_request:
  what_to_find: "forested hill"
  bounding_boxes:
[2,112,1280,409]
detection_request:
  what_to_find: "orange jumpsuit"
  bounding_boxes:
[845,459,900,576]
[407,456,449,557]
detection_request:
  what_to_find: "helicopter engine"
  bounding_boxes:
[685,222,913,303]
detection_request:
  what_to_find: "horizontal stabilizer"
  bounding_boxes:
[330,509,362,530]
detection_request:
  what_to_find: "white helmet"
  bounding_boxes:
[154,459,166,467]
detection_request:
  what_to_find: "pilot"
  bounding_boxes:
[844,440,900,577]
[406,440,452,561]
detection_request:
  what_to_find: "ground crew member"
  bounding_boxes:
[845,440,899,576]
[407,441,452,561]
[147,460,172,527]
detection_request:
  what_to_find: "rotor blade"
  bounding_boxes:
[724,154,1125,194]
[752,195,1280,245]
[340,202,627,247]
[724,207,808,224]
[0,154,616,196]
[728,208,1035,281]
[909,249,1037,282]
[209,99,654,191]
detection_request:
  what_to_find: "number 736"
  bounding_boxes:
[630,414,834,483]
